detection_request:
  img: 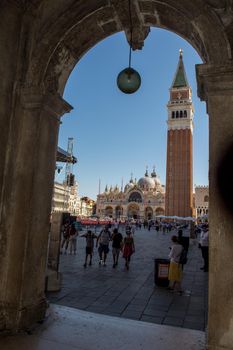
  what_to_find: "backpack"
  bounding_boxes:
[179,248,188,265]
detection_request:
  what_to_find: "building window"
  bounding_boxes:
[128,192,142,203]
[172,111,175,119]
[204,195,209,202]
[180,111,183,118]
[176,111,179,118]
[184,110,187,118]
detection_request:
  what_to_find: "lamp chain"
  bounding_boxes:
[128,0,133,68]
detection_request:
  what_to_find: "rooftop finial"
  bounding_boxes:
[130,172,134,183]
[151,166,157,178]
[179,48,183,58]
[145,166,149,177]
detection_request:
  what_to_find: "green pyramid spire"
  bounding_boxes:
[171,49,189,88]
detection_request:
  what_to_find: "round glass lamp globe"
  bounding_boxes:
[117,67,141,94]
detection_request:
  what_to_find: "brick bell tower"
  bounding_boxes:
[165,49,194,217]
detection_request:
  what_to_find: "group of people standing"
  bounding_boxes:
[82,225,135,270]
[60,223,135,270]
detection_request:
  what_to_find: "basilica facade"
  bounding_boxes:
[96,168,165,220]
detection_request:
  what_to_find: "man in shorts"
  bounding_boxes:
[111,228,123,268]
[96,225,111,266]
[81,230,97,267]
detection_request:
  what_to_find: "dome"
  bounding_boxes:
[124,174,136,192]
[151,167,161,187]
[124,182,134,192]
[154,177,161,186]
[137,169,156,190]
[137,177,156,190]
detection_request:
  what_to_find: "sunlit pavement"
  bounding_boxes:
[0,305,205,350]
[47,226,208,331]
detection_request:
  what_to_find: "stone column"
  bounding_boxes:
[0,87,72,331]
[196,64,233,350]
[46,212,64,292]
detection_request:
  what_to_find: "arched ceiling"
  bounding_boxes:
[7,0,232,94]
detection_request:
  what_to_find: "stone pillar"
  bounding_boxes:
[196,64,233,350]
[0,87,72,331]
[46,212,64,292]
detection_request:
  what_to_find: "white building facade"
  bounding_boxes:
[96,169,165,220]
[52,181,80,215]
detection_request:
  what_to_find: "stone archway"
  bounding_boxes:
[127,203,140,219]
[115,205,123,219]
[155,207,165,216]
[128,191,143,203]
[1,2,233,349]
[105,206,113,218]
[145,206,153,220]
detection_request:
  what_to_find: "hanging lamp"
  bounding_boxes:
[117,0,141,94]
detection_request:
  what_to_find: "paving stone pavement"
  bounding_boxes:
[47,226,208,331]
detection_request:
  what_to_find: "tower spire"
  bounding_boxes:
[171,49,189,88]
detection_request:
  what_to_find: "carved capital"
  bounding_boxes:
[196,63,233,101]
[20,87,73,118]
[112,0,150,50]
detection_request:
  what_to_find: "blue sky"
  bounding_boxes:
[56,28,209,199]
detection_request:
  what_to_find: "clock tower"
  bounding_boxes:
[165,50,194,217]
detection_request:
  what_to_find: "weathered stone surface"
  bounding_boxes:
[196,64,233,350]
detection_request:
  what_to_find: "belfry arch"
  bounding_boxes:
[1,2,233,350]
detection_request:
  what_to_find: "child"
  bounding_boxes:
[81,230,97,267]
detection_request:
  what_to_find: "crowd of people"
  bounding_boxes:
[60,219,209,287]
[60,222,135,270]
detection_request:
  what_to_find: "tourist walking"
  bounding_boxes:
[199,224,209,272]
[81,230,97,267]
[168,235,183,293]
[60,221,70,254]
[96,225,111,266]
[122,230,135,270]
[69,223,79,254]
[111,228,123,268]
